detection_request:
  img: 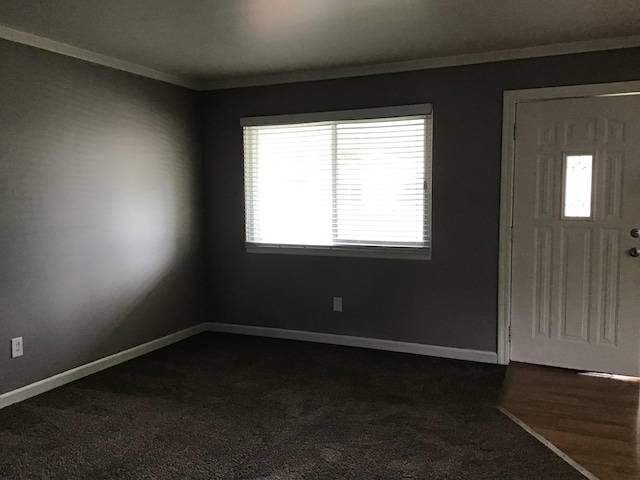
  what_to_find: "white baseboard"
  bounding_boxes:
[204,322,498,364]
[0,323,205,410]
[1,322,498,410]
[498,406,598,480]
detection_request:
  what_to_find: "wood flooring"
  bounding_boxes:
[500,362,639,480]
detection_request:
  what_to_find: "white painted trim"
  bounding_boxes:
[0,324,205,410]
[3,24,639,92]
[0,26,196,90]
[497,91,517,366]
[241,103,433,125]
[205,322,498,364]
[0,320,497,410]
[199,36,640,90]
[497,80,640,366]
[246,245,431,261]
[498,407,598,480]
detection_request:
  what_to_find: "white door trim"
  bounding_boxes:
[498,80,640,365]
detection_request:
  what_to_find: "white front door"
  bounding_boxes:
[510,95,640,376]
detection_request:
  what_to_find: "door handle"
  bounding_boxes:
[630,247,640,258]
[631,228,640,238]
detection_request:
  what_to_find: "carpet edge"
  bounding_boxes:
[497,406,597,480]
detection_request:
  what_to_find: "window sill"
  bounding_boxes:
[246,244,431,261]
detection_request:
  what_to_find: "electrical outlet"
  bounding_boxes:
[11,337,23,358]
[333,297,343,312]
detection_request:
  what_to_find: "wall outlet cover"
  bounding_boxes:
[333,297,343,312]
[11,337,23,358]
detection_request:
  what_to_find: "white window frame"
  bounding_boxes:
[241,104,433,260]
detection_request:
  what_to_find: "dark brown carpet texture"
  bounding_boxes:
[0,333,582,479]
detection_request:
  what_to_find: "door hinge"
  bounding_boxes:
[513,123,517,140]
[508,326,512,341]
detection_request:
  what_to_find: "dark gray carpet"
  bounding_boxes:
[0,332,583,479]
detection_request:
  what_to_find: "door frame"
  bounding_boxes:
[497,80,640,365]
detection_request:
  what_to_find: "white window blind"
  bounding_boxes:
[242,104,432,260]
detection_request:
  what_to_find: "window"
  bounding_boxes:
[563,154,594,218]
[241,104,432,260]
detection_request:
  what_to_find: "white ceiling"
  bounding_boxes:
[1,0,640,89]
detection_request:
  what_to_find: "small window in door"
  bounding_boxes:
[563,154,594,218]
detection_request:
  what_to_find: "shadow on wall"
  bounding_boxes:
[0,183,200,394]
[89,248,200,367]
[0,39,201,395]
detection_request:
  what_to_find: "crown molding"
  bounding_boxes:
[0,25,197,89]
[197,35,640,91]
[2,24,640,93]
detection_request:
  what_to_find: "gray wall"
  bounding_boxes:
[202,47,640,353]
[2,39,638,396]
[0,40,202,395]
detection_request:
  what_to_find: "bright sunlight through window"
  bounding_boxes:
[242,105,432,260]
[563,154,593,218]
